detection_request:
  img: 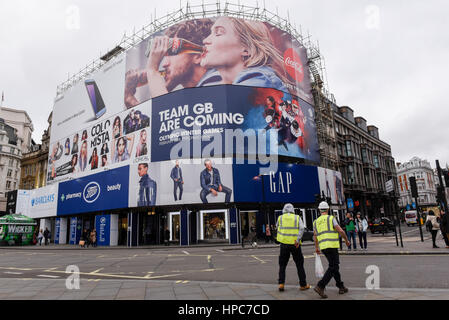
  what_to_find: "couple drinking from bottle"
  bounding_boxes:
[125,16,293,108]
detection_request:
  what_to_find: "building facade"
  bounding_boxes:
[20,113,51,190]
[0,118,23,213]
[333,106,398,220]
[0,107,34,154]
[396,157,437,210]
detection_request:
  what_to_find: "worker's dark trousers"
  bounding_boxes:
[278,243,307,287]
[317,248,344,289]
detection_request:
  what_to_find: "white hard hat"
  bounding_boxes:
[318,201,330,210]
[283,203,295,214]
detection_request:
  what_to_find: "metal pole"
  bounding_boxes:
[415,196,424,242]
[393,190,404,247]
[436,160,448,212]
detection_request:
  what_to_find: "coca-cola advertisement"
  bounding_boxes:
[124,16,313,109]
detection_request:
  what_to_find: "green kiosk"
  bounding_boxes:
[0,214,37,246]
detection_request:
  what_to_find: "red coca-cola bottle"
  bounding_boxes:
[145,37,204,57]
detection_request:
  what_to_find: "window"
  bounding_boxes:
[7,169,12,177]
[345,141,352,157]
[348,165,355,184]
[373,155,379,168]
[6,181,11,190]
[362,149,368,163]
[13,182,16,190]
[8,159,13,167]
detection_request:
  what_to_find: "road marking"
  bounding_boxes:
[182,251,190,255]
[251,255,266,264]
[37,275,60,279]
[4,272,23,275]
[215,249,224,253]
[90,268,104,274]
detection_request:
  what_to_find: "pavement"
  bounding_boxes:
[0,277,448,300]
[1,226,449,300]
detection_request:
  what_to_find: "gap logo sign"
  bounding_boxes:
[57,166,129,216]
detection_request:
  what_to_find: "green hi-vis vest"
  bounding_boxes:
[314,215,340,250]
[276,213,301,245]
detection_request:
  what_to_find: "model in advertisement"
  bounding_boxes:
[70,154,79,174]
[112,135,134,163]
[137,163,157,206]
[112,116,122,139]
[101,154,108,167]
[81,130,88,141]
[200,159,232,204]
[100,142,109,155]
[89,147,99,170]
[48,142,63,179]
[170,160,184,201]
[71,133,79,155]
[123,109,150,135]
[277,99,304,151]
[263,96,281,131]
[135,129,148,157]
[64,138,71,155]
[79,140,88,172]
[125,19,216,106]
[199,17,290,92]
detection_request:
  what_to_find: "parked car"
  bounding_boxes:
[369,217,396,234]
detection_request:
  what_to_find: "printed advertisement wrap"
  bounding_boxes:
[15,190,30,215]
[232,162,320,203]
[54,218,61,244]
[151,85,319,162]
[57,166,130,216]
[48,99,151,184]
[27,184,58,218]
[317,167,345,205]
[125,17,313,106]
[129,158,234,207]
[69,217,82,245]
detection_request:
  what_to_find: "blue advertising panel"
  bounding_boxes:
[54,218,61,244]
[95,214,111,246]
[57,166,129,216]
[347,198,354,210]
[151,85,319,163]
[233,162,320,203]
[69,217,82,245]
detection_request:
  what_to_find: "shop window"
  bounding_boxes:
[203,211,226,240]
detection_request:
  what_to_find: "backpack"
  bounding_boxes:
[425,219,433,232]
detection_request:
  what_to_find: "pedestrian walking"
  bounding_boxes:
[90,229,97,247]
[276,203,311,292]
[440,211,449,248]
[164,227,170,246]
[43,227,49,246]
[425,210,440,248]
[313,201,350,299]
[355,212,368,250]
[344,212,357,250]
[265,223,272,243]
[37,229,43,246]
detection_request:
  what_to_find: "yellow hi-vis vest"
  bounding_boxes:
[276,213,301,245]
[314,215,340,250]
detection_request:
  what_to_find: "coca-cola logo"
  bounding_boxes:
[283,48,304,83]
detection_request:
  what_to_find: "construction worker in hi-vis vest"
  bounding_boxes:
[276,203,311,292]
[313,201,351,299]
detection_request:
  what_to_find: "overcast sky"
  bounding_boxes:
[1,0,448,167]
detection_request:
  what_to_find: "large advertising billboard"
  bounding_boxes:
[49,16,317,189]
[317,167,345,205]
[125,17,313,106]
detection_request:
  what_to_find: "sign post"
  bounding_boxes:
[409,176,424,242]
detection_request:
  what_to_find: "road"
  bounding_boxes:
[0,225,448,290]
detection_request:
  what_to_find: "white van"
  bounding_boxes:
[404,210,418,226]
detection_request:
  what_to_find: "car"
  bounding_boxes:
[369,217,396,234]
[404,210,418,226]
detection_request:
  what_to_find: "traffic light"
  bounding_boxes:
[409,176,418,198]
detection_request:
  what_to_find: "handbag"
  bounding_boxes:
[315,253,325,279]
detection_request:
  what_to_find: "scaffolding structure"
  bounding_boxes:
[56,0,331,98]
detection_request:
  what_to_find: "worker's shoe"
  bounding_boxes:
[338,286,349,294]
[313,286,328,299]
[300,284,311,291]
[278,284,285,292]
